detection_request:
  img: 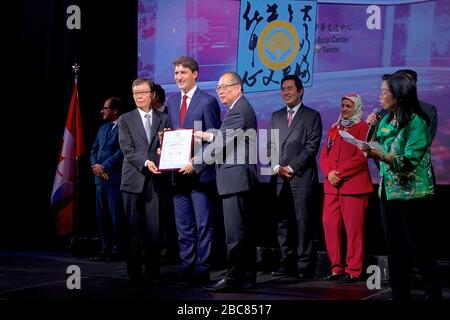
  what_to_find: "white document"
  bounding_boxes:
[339,130,383,152]
[159,129,193,170]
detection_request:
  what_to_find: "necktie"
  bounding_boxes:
[287,109,295,128]
[144,113,152,143]
[106,122,114,137]
[179,95,188,128]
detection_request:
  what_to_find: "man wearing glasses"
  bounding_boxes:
[90,97,124,262]
[195,71,258,292]
[118,78,169,285]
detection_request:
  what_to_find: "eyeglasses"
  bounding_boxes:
[102,106,111,110]
[133,90,151,96]
[216,83,239,93]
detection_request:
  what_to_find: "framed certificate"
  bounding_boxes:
[158,129,194,171]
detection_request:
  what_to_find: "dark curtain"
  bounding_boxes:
[3,1,137,249]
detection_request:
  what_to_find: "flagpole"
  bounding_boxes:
[51,62,85,242]
[72,62,81,243]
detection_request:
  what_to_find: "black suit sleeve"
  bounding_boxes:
[118,116,148,172]
[289,111,322,173]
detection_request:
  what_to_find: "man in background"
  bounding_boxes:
[151,83,178,264]
[151,83,168,114]
[90,97,124,262]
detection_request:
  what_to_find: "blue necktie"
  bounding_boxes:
[144,113,152,143]
[106,122,114,137]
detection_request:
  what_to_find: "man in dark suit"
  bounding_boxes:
[166,56,221,285]
[118,78,169,284]
[195,71,258,291]
[151,83,168,114]
[90,97,124,262]
[269,75,322,279]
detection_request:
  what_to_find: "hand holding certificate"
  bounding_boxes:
[339,130,383,152]
[159,129,193,171]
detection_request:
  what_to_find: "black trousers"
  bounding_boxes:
[122,178,160,278]
[276,182,315,272]
[380,186,441,300]
[222,191,256,283]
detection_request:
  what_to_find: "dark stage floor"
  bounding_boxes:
[0,251,448,317]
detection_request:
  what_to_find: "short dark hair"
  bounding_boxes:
[382,73,392,81]
[152,83,166,104]
[394,69,418,82]
[281,75,304,91]
[108,97,124,114]
[132,77,153,90]
[173,56,199,74]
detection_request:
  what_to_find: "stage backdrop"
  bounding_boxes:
[138,0,450,184]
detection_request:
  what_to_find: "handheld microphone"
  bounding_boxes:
[366,108,381,142]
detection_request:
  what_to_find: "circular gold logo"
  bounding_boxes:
[257,20,300,70]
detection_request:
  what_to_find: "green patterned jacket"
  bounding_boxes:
[377,113,434,200]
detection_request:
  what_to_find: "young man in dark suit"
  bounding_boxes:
[166,56,221,286]
[118,78,169,284]
[269,75,322,279]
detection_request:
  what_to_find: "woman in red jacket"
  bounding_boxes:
[319,93,373,282]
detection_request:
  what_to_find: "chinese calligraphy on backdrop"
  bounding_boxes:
[237,0,317,93]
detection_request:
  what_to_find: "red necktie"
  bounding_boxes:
[287,109,295,127]
[179,95,188,127]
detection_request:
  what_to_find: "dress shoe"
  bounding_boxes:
[189,272,210,287]
[175,271,193,283]
[89,253,108,261]
[298,268,315,278]
[271,267,299,278]
[127,273,145,286]
[204,278,238,292]
[89,256,103,261]
[339,273,360,283]
[143,274,161,286]
[242,273,256,289]
[108,252,123,262]
[241,280,256,290]
[297,272,311,280]
[320,273,345,281]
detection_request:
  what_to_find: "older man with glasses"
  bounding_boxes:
[195,71,258,292]
[118,77,170,285]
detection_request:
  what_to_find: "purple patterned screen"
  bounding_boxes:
[138,0,450,183]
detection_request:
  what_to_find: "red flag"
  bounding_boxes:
[51,80,85,235]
